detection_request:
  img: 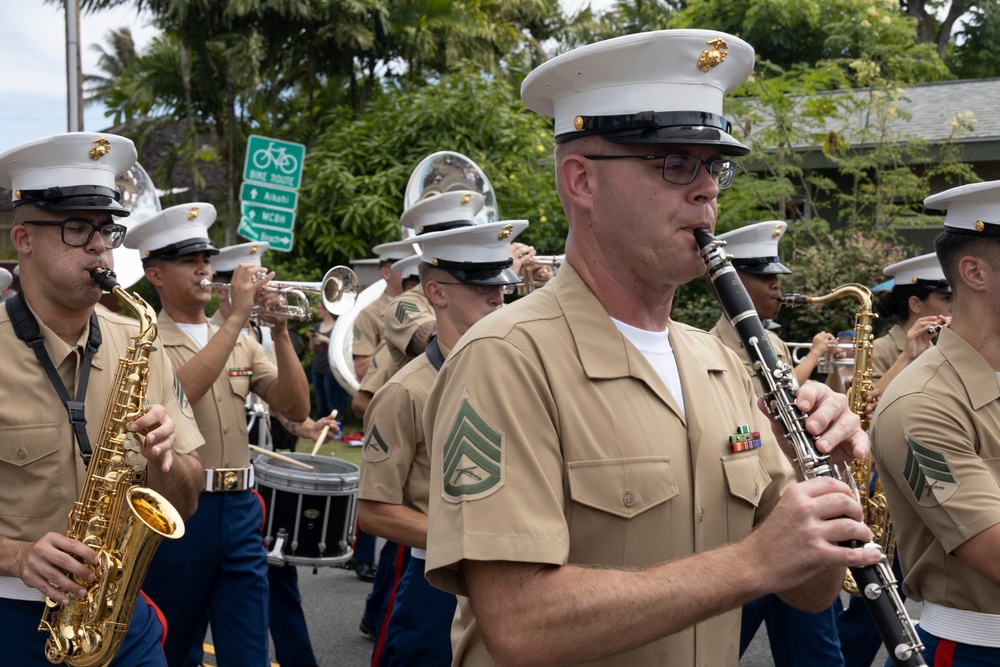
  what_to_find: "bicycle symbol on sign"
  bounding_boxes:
[252,142,299,175]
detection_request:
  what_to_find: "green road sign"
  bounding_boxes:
[242,201,294,231]
[243,135,306,189]
[240,181,298,210]
[239,218,294,252]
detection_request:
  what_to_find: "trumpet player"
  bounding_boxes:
[124,204,311,667]
[0,133,204,667]
[871,253,953,394]
[871,181,1000,666]
[708,220,847,667]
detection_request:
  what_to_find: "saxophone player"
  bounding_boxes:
[0,133,204,666]
[871,181,1000,665]
[123,204,311,667]
[707,220,847,667]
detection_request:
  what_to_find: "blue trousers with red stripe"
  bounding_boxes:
[368,542,410,666]
[1,593,167,666]
[888,625,1000,667]
[740,594,844,667]
[143,490,270,667]
[377,556,457,667]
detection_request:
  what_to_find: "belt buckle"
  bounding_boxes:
[210,468,246,492]
[222,470,240,491]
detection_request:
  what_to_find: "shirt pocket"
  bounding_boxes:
[567,456,680,518]
[721,452,772,540]
[0,423,62,518]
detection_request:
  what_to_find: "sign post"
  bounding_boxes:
[239,135,306,252]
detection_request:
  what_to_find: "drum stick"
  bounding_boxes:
[311,409,338,458]
[249,444,314,470]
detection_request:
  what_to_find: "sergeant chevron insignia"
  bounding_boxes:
[394,300,420,323]
[172,373,194,419]
[363,426,391,462]
[443,398,504,500]
[903,435,958,506]
[353,324,361,341]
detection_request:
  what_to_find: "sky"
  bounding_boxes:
[0,0,611,154]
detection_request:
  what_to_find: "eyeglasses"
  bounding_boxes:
[582,154,738,190]
[434,282,516,295]
[22,218,127,249]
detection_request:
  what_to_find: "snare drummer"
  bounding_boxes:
[123,205,312,667]
[358,208,528,667]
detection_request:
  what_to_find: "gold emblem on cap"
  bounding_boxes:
[432,258,440,266]
[461,193,472,206]
[89,137,112,160]
[187,207,200,220]
[574,115,585,131]
[772,224,782,239]
[697,38,729,72]
[250,244,259,254]
[975,220,986,232]
[497,223,514,240]
[13,190,20,200]
[911,277,919,284]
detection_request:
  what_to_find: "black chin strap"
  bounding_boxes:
[5,292,101,466]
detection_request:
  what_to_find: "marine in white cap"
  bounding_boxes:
[130,203,311,666]
[713,220,847,391]
[0,133,204,666]
[871,252,952,391]
[422,30,877,667]
[869,181,1000,667]
[358,220,527,666]
[710,221,849,667]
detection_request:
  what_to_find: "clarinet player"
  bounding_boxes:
[421,29,881,666]
[0,133,204,666]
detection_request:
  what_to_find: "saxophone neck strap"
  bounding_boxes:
[5,291,101,465]
[425,332,445,371]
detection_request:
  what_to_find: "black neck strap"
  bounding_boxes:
[425,333,445,371]
[5,292,102,465]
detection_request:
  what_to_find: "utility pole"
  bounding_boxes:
[65,0,84,132]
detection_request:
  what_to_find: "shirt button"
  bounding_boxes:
[623,490,634,507]
[16,449,26,460]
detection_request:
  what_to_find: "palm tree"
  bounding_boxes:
[84,26,138,107]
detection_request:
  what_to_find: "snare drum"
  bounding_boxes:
[253,452,360,567]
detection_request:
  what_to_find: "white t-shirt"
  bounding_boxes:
[612,317,685,420]
[175,322,209,350]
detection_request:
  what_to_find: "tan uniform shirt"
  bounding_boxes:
[353,295,389,358]
[423,262,796,667]
[358,340,396,396]
[710,317,793,384]
[358,346,443,517]
[384,286,434,373]
[870,327,1000,613]
[871,325,907,382]
[158,310,278,470]
[0,303,203,542]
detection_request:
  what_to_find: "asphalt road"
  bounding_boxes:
[196,560,919,667]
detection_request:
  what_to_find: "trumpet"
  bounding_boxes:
[786,341,856,374]
[516,254,564,296]
[202,266,360,321]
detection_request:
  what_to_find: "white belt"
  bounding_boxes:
[0,575,42,602]
[204,466,254,493]
[410,548,427,560]
[921,600,1000,648]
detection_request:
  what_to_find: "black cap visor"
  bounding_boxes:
[142,238,219,263]
[434,258,520,286]
[14,185,129,216]
[560,111,749,156]
[733,257,792,275]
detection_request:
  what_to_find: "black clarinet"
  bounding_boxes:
[695,228,927,667]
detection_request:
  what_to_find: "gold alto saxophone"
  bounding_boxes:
[781,283,894,596]
[39,268,186,666]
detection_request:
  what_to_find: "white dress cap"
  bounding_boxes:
[400,190,485,234]
[521,29,754,155]
[882,253,950,293]
[213,241,271,274]
[391,254,423,280]
[0,267,11,293]
[0,132,137,215]
[123,202,219,262]
[924,180,1000,238]
[418,220,529,286]
[716,220,791,275]
[372,240,420,263]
